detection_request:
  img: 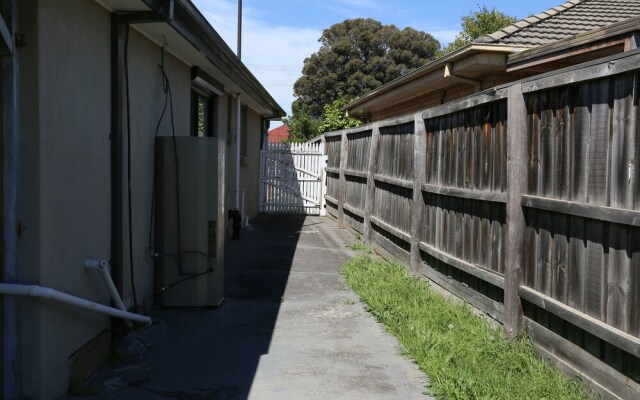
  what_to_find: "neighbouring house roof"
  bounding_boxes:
[476,0,640,46]
[344,0,640,119]
[268,125,290,143]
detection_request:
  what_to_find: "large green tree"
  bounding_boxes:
[438,5,517,57]
[293,18,440,119]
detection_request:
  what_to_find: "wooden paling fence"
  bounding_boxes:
[323,50,640,399]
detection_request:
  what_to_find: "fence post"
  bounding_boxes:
[363,123,380,244]
[337,131,348,228]
[319,135,327,217]
[410,115,427,277]
[504,83,527,339]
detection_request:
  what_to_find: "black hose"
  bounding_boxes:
[147,49,170,256]
[124,25,138,310]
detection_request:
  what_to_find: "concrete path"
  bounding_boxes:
[61,216,430,400]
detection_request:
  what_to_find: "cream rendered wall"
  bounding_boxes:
[224,94,238,223]
[223,97,264,221]
[21,1,112,398]
[17,1,192,398]
[122,29,191,310]
[240,109,264,218]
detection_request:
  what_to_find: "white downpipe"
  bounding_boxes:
[84,259,133,328]
[235,94,241,211]
[0,283,152,325]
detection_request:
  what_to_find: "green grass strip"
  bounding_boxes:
[342,255,591,400]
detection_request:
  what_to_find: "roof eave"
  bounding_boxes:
[170,0,285,117]
[344,43,529,115]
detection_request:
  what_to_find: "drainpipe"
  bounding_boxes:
[2,0,20,398]
[0,283,151,325]
[235,94,241,211]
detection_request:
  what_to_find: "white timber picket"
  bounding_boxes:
[260,139,325,214]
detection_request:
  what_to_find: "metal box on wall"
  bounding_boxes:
[155,137,225,307]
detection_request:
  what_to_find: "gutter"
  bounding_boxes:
[168,0,285,118]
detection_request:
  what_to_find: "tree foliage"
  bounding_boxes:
[438,5,516,57]
[285,98,361,142]
[293,18,440,118]
[282,105,319,142]
[318,98,361,134]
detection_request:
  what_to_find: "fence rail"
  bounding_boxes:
[322,49,640,399]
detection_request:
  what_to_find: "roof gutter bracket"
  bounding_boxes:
[444,63,482,91]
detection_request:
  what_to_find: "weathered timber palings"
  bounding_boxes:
[343,202,364,218]
[419,241,505,288]
[522,195,640,227]
[320,50,640,400]
[521,48,640,93]
[344,169,368,179]
[504,83,527,340]
[370,215,411,243]
[424,265,505,322]
[410,115,427,276]
[373,174,413,189]
[363,123,381,244]
[421,184,507,203]
[526,319,640,400]
[422,88,509,120]
[337,132,348,228]
[520,286,640,358]
[325,194,338,206]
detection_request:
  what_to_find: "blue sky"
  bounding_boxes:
[192,0,562,121]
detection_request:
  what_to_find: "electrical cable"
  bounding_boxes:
[148,48,183,272]
[124,25,138,310]
[145,266,213,302]
[147,47,170,256]
[154,250,213,275]
[163,65,183,272]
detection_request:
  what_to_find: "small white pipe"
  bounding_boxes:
[84,259,133,328]
[0,283,151,325]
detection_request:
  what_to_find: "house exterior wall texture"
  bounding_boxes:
[370,72,532,121]
[7,0,276,397]
[17,1,192,398]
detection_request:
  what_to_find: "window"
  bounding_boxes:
[190,66,223,138]
[190,91,216,137]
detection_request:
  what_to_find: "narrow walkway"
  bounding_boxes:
[61,216,429,400]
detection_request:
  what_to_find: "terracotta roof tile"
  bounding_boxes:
[267,124,290,144]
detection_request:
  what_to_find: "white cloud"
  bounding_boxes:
[429,29,460,47]
[192,0,322,118]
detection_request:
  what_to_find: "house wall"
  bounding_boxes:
[17,1,192,398]
[223,96,264,221]
[240,108,264,218]
[122,26,191,311]
[369,72,533,121]
[7,0,274,396]
[19,1,112,397]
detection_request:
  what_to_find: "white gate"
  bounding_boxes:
[259,140,325,215]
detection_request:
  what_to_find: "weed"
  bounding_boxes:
[346,242,372,253]
[342,255,592,400]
